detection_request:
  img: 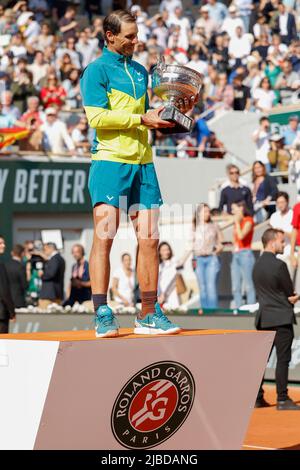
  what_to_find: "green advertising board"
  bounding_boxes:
[269,107,300,133]
[0,159,91,254]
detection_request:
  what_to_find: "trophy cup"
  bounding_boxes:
[151,56,203,134]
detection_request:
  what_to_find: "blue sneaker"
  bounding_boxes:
[134,303,181,335]
[95,305,119,338]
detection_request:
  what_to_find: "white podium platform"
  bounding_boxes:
[0,328,274,450]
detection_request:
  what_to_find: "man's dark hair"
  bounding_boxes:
[121,252,131,261]
[12,244,25,257]
[259,116,269,124]
[226,163,240,174]
[103,10,136,38]
[45,242,57,250]
[276,191,289,202]
[262,228,284,248]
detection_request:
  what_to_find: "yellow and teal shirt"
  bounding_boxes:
[80,47,152,164]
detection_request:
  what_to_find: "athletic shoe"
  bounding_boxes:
[134,302,181,335]
[276,398,300,410]
[94,305,119,338]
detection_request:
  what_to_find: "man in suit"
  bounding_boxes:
[253,228,300,410]
[38,243,65,309]
[5,244,27,308]
[0,236,16,333]
[277,2,297,45]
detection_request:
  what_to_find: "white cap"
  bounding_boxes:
[229,5,237,12]
[45,107,57,116]
[200,5,210,12]
[131,5,141,13]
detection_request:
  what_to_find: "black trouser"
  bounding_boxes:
[0,320,9,334]
[257,324,294,401]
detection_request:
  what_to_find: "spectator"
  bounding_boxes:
[206,0,228,27]
[231,201,256,309]
[1,90,21,120]
[189,204,223,312]
[62,68,82,110]
[64,244,91,307]
[252,116,271,171]
[268,33,288,61]
[5,244,27,308]
[0,100,23,128]
[252,160,278,223]
[269,191,293,265]
[158,242,181,310]
[283,115,299,148]
[58,5,78,42]
[210,34,230,74]
[56,36,82,70]
[235,0,253,33]
[252,77,277,113]
[277,2,297,45]
[232,74,251,111]
[75,30,99,69]
[25,239,45,306]
[40,74,66,109]
[20,95,43,127]
[10,69,37,114]
[38,242,65,309]
[228,26,252,64]
[275,59,300,105]
[27,50,49,87]
[0,235,15,333]
[71,116,90,155]
[219,164,253,215]
[160,0,183,16]
[187,48,208,76]
[194,6,218,42]
[111,254,135,307]
[57,53,74,82]
[214,72,234,110]
[222,5,244,39]
[253,228,300,410]
[41,107,75,155]
[268,133,291,180]
[30,22,54,51]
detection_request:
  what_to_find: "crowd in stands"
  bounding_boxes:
[0,0,299,156]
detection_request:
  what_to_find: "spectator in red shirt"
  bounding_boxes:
[231,200,256,309]
[20,96,43,127]
[40,74,66,109]
[290,202,300,270]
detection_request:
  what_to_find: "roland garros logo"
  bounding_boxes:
[111,361,195,449]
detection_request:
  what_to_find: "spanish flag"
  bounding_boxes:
[0,127,30,149]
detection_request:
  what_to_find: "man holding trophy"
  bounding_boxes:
[80,9,202,338]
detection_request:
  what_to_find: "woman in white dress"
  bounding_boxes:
[111,253,135,307]
[157,242,180,310]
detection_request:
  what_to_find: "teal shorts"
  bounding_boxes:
[88,160,163,212]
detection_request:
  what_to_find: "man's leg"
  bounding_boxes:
[130,209,181,334]
[274,325,294,402]
[130,209,159,317]
[91,203,120,337]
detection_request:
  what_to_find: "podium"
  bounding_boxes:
[0,328,274,450]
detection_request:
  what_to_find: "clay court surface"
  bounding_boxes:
[243,384,300,450]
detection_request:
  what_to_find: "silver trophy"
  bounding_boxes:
[152,56,203,134]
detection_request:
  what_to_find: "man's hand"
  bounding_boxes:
[141,106,175,129]
[291,253,298,268]
[175,94,198,114]
[288,294,299,305]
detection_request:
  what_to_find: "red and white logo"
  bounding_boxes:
[111,361,195,449]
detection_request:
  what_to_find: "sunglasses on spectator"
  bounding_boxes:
[230,171,239,175]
